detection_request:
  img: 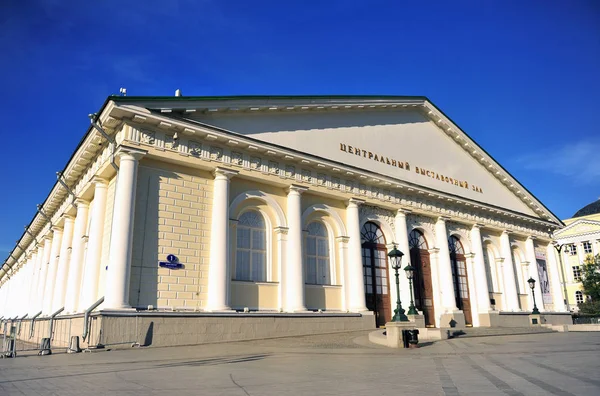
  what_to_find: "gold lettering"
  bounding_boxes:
[374,154,379,161]
[420,168,426,175]
[415,167,420,174]
[436,174,440,180]
[386,157,391,165]
[380,156,385,163]
[398,161,404,169]
[340,143,347,152]
[405,162,410,171]
[426,170,431,177]
[391,159,397,166]
[445,176,449,182]
[368,151,373,159]
[348,145,353,153]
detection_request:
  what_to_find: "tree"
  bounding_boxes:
[578,254,600,315]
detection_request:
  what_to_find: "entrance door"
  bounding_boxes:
[361,222,391,327]
[409,230,435,327]
[449,236,472,325]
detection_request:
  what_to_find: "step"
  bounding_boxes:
[448,326,556,338]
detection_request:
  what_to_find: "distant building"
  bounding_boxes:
[553,199,600,311]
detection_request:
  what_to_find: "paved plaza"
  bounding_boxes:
[0,331,599,395]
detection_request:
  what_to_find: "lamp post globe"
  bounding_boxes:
[404,264,418,315]
[388,244,408,322]
[527,277,540,315]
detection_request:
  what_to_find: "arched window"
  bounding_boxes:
[235,210,266,282]
[305,222,330,285]
[449,235,472,325]
[575,291,584,304]
[409,230,428,250]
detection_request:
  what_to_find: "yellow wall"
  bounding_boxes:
[130,160,213,309]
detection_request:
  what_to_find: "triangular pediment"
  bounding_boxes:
[555,219,600,238]
[113,96,559,223]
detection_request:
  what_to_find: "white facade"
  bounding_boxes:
[0,96,566,329]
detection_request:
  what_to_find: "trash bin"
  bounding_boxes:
[407,329,419,348]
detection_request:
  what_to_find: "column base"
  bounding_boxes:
[439,311,466,329]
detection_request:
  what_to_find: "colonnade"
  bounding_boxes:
[0,148,144,318]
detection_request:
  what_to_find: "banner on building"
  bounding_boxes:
[535,250,553,305]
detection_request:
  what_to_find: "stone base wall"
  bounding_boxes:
[3,312,375,350]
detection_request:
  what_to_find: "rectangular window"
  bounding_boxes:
[572,266,582,282]
[568,244,578,256]
[583,241,593,254]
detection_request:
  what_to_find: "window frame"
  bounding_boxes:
[583,241,593,255]
[575,290,584,304]
[232,209,271,283]
[572,265,582,282]
[304,221,333,285]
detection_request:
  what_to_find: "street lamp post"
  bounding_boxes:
[388,244,408,322]
[553,242,571,311]
[527,277,540,314]
[404,264,418,315]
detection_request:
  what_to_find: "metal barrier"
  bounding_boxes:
[573,316,600,325]
[29,311,42,339]
[83,297,104,341]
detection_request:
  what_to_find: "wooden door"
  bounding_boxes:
[361,222,391,327]
[449,236,472,325]
[409,230,435,327]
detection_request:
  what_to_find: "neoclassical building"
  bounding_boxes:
[553,199,600,311]
[0,95,570,343]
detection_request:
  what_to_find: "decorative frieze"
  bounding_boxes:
[407,213,437,239]
[359,205,395,234]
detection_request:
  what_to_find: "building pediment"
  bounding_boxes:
[113,96,558,223]
[554,219,600,239]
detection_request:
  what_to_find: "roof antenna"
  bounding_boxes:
[175,89,182,97]
[119,87,127,96]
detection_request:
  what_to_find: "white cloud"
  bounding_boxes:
[514,140,600,183]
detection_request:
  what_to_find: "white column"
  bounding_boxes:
[64,199,90,313]
[465,252,480,327]
[336,236,349,311]
[206,167,238,311]
[31,244,45,314]
[52,216,75,312]
[345,198,368,312]
[500,231,519,311]
[284,185,308,312]
[104,150,145,310]
[25,252,38,315]
[37,237,53,314]
[547,243,567,311]
[275,227,289,311]
[525,237,544,311]
[470,224,491,313]
[43,227,63,314]
[393,210,411,314]
[78,177,109,311]
[435,217,457,311]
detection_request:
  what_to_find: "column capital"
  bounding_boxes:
[526,235,536,241]
[464,252,476,259]
[74,198,90,208]
[274,226,289,235]
[336,236,350,244]
[115,145,147,160]
[91,176,109,186]
[428,247,440,255]
[521,260,530,267]
[347,197,365,207]
[213,167,238,179]
[62,214,75,223]
[437,216,450,223]
[396,208,411,216]
[471,223,485,230]
[287,184,308,194]
[51,226,64,234]
[502,230,512,236]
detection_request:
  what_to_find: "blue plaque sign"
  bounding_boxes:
[159,254,183,269]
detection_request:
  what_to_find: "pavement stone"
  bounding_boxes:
[0,330,598,395]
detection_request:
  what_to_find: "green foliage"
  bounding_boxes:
[581,254,600,302]
[577,300,600,315]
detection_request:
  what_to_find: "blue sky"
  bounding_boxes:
[1,0,599,261]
